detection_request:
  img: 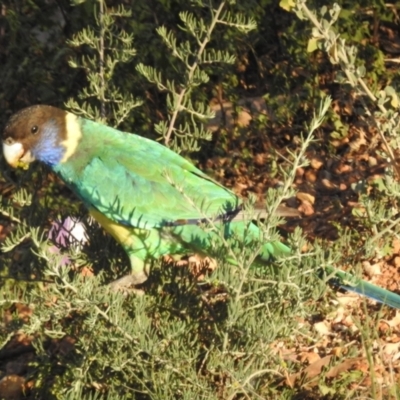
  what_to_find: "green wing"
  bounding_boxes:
[57,118,240,229]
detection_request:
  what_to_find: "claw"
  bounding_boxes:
[109,270,148,295]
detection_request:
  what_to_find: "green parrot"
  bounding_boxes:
[3,105,400,308]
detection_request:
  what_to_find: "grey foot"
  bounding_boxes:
[109,270,148,295]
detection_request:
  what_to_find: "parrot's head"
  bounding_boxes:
[2,105,73,168]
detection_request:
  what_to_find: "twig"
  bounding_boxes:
[164,2,226,145]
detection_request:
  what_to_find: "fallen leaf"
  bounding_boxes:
[330,347,342,357]
[325,358,365,379]
[80,266,94,277]
[14,304,33,323]
[286,355,333,387]
[299,351,321,364]
[298,201,314,216]
[304,169,317,183]
[297,192,315,204]
[310,158,323,169]
[286,356,365,387]
[321,178,337,189]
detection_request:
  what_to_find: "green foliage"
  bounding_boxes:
[65,0,142,126]
[136,1,256,152]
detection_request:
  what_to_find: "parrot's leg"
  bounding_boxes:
[109,254,149,293]
[89,210,153,292]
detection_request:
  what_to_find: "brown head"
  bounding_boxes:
[2,105,69,168]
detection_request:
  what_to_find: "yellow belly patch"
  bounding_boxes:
[89,208,136,248]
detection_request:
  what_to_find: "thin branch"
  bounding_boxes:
[164,2,226,145]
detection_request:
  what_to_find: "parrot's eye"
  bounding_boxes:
[31,125,38,135]
[3,137,13,145]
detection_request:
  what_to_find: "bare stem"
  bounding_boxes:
[164,1,226,145]
[99,0,106,119]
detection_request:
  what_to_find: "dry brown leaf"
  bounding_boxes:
[0,224,13,242]
[287,356,366,387]
[299,351,321,364]
[13,333,32,347]
[310,158,323,169]
[298,201,314,216]
[237,110,252,127]
[80,266,94,277]
[296,167,305,177]
[325,358,365,379]
[330,347,342,357]
[321,178,337,189]
[348,129,367,152]
[304,169,317,183]
[297,192,315,204]
[254,153,266,167]
[342,315,355,328]
[335,163,352,174]
[286,355,332,387]
[13,304,32,323]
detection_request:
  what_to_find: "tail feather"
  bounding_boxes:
[326,266,400,309]
[258,240,400,308]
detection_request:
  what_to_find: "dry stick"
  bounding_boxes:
[299,1,400,179]
[98,0,106,119]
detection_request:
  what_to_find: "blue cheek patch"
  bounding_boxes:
[32,121,65,166]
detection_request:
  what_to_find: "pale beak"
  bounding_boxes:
[2,141,35,169]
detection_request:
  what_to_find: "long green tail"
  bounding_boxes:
[325,266,400,309]
[260,241,400,309]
